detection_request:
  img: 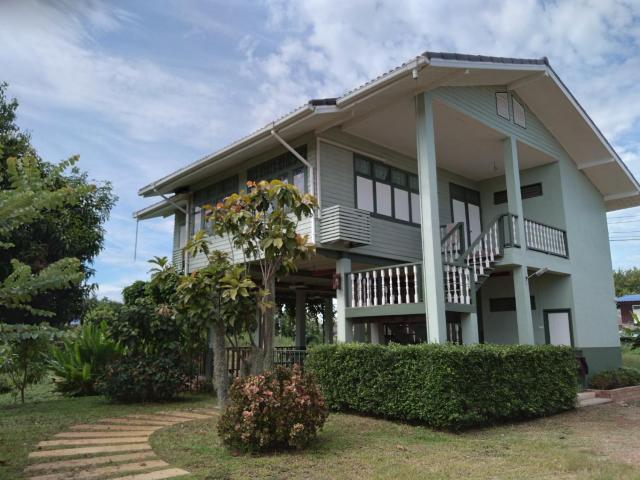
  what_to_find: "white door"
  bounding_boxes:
[467,204,482,244]
[546,311,572,346]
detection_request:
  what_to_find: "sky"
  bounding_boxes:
[1,0,639,300]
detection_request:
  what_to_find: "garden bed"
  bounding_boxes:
[589,385,640,402]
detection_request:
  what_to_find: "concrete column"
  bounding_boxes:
[461,312,479,344]
[513,266,535,344]
[370,322,383,344]
[503,136,526,249]
[294,290,306,348]
[336,256,353,342]
[353,323,366,342]
[323,298,334,344]
[415,91,447,343]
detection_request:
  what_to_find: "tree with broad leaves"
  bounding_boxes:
[0,155,85,317]
[208,179,317,372]
[175,233,256,406]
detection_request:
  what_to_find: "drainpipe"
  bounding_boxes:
[270,129,317,243]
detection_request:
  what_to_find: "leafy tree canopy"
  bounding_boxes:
[0,82,117,325]
[613,267,640,297]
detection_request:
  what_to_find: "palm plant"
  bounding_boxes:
[49,321,122,396]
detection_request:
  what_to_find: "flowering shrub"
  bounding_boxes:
[217,366,328,452]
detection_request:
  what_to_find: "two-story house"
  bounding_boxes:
[134,52,640,375]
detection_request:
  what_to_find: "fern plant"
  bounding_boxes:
[49,321,122,396]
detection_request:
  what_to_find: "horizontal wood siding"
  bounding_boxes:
[318,133,422,262]
[433,86,565,160]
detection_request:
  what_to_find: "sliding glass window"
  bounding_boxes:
[354,154,419,225]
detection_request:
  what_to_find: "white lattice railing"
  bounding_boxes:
[463,217,502,282]
[347,263,422,308]
[440,222,465,263]
[524,219,568,257]
[443,262,473,305]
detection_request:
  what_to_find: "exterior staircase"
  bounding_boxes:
[440,215,507,308]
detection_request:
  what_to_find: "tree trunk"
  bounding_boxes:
[262,273,276,370]
[212,318,228,408]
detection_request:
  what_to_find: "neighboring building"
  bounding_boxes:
[135,51,640,376]
[617,294,640,325]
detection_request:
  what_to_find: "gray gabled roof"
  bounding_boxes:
[423,51,548,66]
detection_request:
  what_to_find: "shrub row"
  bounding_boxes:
[306,343,577,430]
[589,367,640,390]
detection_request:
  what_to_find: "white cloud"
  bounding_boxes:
[246,0,640,143]
[0,0,229,150]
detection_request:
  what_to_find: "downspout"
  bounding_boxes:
[152,184,190,271]
[270,129,317,243]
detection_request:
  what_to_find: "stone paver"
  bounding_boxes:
[55,431,155,438]
[98,418,175,426]
[25,410,216,479]
[24,452,157,472]
[38,437,149,447]
[28,460,169,480]
[111,468,190,480]
[70,425,160,432]
[29,444,153,459]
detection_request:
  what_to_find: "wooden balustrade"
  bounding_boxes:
[523,219,568,257]
[463,217,502,282]
[347,263,421,308]
[443,262,473,305]
[440,222,465,263]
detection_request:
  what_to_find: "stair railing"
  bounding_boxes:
[457,214,503,282]
[440,222,465,263]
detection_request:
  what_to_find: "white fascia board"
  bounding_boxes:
[544,68,640,193]
[138,104,316,197]
[426,57,547,72]
[336,57,428,108]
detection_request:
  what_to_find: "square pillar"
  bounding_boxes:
[416,91,447,343]
[323,298,334,344]
[503,136,526,247]
[370,322,383,344]
[461,312,479,344]
[336,256,353,343]
[294,290,306,348]
[513,266,535,344]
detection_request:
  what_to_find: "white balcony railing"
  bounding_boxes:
[347,263,421,308]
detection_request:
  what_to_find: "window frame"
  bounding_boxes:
[353,154,420,227]
[247,147,308,192]
[191,174,239,234]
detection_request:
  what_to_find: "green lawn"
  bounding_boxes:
[622,343,640,370]
[0,380,216,480]
[3,381,640,480]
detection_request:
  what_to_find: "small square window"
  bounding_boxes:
[409,175,419,191]
[392,169,407,187]
[374,164,390,181]
[355,157,371,176]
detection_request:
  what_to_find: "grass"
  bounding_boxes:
[0,379,216,480]
[3,378,640,480]
[151,403,640,480]
[622,343,640,370]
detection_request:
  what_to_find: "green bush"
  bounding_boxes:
[306,343,577,430]
[217,366,328,452]
[98,352,189,403]
[589,367,640,390]
[49,322,122,396]
[0,374,12,394]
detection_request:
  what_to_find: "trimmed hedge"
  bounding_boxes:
[306,343,577,430]
[589,367,640,390]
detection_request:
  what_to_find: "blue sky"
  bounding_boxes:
[1,0,639,300]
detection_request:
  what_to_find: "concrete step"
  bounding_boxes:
[577,391,596,401]
[577,397,612,408]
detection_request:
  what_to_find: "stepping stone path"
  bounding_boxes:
[25,409,217,480]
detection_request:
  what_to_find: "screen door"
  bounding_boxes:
[544,310,573,346]
[450,183,482,246]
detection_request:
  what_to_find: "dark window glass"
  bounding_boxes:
[374,163,390,181]
[409,174,419,192]
[489,296,536,312]
[355,156,372,176]
[494,183,543,205]
[392,169,407,187]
